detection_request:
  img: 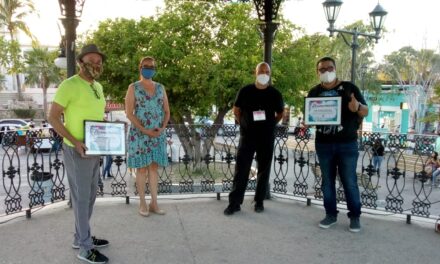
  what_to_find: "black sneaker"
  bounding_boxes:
[319,215,337,229]
[254,201,264,213]
[77,249,109,264]
[224,204,240,215]
[72,236,110,249]
[349,217,361,233]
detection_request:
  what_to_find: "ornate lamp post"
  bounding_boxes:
[227,0,284,67]
[322,0,387,84]
[57,0,86,77]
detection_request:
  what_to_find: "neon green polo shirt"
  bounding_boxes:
[53,75,106,147]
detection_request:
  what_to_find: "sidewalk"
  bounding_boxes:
[0,195,439,264]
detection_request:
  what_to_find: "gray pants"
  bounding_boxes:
[64,144,100,252]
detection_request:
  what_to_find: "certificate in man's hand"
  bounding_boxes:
[304,96,342,125]
[84,120,126,155]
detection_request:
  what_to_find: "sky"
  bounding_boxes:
[21,0,440,63]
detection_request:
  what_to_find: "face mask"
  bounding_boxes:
[82,62,103,80]
[141,68,156,79]
[319,71,336,83]
[256,74,270,85]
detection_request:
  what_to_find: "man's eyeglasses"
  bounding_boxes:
[90,84,100,99]
[318,66,335,73]
[141,65,156,70]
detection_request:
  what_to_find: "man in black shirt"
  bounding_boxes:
[224,62,284,215]
[307,57,368,232]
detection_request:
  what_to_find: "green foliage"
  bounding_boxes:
[379,46,440,84]
[0,0,36,99]
[13,108,35,118]
[24,46,61,89]
[273,33,332,113]
[23,45,62,118]
[0,0,36,41]
[86,0,328,124]
[0,39,23,75]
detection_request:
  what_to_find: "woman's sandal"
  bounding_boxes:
[149,206,166,215]
[139,208,150,217]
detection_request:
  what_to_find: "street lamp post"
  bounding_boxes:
[57,0,86,78]
[254,0,283,68]
[228,0,284,67]
[322,0,387,84]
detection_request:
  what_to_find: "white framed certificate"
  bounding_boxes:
[84,120,126,155]
[304,96,342,125]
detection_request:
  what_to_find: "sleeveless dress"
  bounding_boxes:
[127,81,169,168]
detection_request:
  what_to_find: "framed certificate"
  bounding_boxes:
[304,96,342,125]
[84,120,126,155]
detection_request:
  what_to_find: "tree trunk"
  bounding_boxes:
[173,108,230,171]
[42,79,48,120]
[15,74,22,101]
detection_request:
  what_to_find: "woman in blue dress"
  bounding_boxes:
[125,56,170,217]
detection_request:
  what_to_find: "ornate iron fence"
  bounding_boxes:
[1,125,440,223]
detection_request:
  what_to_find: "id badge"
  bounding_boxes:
[253,110,266,121]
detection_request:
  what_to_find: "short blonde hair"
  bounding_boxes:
[139,56,156,68]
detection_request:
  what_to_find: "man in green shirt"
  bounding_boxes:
[48,44,109,264]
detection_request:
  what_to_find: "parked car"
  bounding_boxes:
[194,116,214,126]
[0,118,30,133]
[0,118,30,143]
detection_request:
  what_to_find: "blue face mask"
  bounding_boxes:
[141,68,156,79]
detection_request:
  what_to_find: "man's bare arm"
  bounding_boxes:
[48,102,87,156]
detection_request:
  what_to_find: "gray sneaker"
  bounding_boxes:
[349,217,361,233]
[319,215,337,229]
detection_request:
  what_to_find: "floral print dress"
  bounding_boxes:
[127,81,169,168]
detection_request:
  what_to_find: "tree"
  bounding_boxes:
[23,46,61,119]
[85,0,330,166]
[378,46,440,133]
[272,32,332,114]
[0,0,36,100]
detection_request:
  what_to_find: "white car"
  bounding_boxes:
[0,118,30,143]
[0,118,30,132]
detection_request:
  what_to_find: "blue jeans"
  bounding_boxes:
[316,141,361,218]
[102,155,113,178]
[373,156,383,171]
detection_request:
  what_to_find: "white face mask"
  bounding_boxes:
[319,71,336,83]
[256,74,270,85]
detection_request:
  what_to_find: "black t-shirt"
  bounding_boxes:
[372,145,385,156]
[234,84,284,137]
[307,81,366,143]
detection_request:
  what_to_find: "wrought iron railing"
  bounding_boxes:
[1,125,440,223]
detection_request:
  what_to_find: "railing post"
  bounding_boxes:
[26,209,31,219]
